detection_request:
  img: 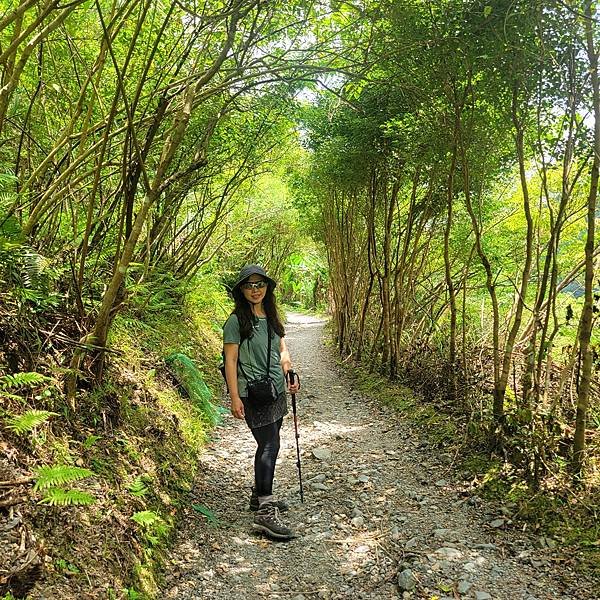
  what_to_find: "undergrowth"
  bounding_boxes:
[0,270,230,599]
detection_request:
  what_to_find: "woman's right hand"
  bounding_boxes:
[231,396,245,419]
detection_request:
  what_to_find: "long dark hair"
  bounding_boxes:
[232,280,285,341]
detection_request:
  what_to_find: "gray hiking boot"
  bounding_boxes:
[252,502,295,540]
[249,487,289,512]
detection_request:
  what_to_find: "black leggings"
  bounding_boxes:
[250,418,283,497]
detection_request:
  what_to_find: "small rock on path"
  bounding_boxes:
[162,313,593,599]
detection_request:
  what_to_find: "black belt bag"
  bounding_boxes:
[246,376,278,406]
[240,322,278,407]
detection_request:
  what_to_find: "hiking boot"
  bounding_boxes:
[249,487,289,512]
[252,502,295,540]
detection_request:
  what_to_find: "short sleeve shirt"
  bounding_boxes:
[223,314,286,399]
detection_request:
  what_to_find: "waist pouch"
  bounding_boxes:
[247,376,278,406]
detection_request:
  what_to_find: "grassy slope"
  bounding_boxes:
[1,275,229,600]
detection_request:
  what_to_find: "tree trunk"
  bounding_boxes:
[572,0,600,478]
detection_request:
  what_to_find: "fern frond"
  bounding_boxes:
[127,476,150,497]
[33,465,94,491]
[83,435,100,449]
[0,372,49,390]
[22,250,48,286]
[5,410,57,434]
[0,391,25,402]
[131,510,162,528]
[38,488,95,506]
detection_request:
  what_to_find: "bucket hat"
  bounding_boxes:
[232,264,276,291]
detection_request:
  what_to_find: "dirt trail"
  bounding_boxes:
[162,314,592,600]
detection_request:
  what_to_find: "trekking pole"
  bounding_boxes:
[288,370,304,503]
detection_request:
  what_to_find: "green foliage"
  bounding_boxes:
[191,503,220,526]
[128,476,151,497]
[55,559,81,575]
[33,465,95,491]
[83,435,101,449]
[131,510,171,547]
[33,465,96,506]
[0,372,49,390]
[38,488,96,507]
[131,511,161,528]
[165,353,221,426]
[5,410,57,435]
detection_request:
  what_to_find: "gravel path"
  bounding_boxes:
[162,314,594,600]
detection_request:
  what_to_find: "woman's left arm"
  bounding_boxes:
[280,337,300,393]
[280,337,292,374]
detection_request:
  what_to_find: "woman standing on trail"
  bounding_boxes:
[223,264,300,540]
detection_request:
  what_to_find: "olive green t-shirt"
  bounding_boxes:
[222,314,286,398]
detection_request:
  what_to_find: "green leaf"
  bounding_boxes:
[83,435,100,449]
[483,5,492,18]
[5,410,58,435]
[0,372,49,390]
[33,465,94,491]
[127,476,150,497]
[191,503,219,525]
[131,510,162,528]
[39,488,95,506]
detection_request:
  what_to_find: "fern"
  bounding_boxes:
[131,510,162,528]
[5,410,57,434]
[0,391,25,402]
[33,465,94,491]
[0,372,49,390]
[83,434,100,449]
[38,488,95,506]
[127,476,150,497]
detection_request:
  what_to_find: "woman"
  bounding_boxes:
[223,264,300,540]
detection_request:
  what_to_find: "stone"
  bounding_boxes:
[435,547,463,560]
[489,518,505,528]
[312,447,332,461]
[351,516,365,528]
[474,592,492,600]
[405,537,419,549]
[463,562,477,573]
[311,482,329,491]
[472,543,497,550]
[397,569,417,591]
[433,528,460,542]
[458,580,472,594]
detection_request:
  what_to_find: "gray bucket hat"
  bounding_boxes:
[232,264,276,291]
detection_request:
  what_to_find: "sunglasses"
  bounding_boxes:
[242,280,267,290]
